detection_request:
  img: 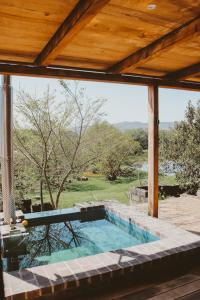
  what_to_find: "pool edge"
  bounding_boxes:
[3,200,200,300]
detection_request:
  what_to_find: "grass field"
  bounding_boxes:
[31,173,176,209]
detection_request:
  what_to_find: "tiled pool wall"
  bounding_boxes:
[106,209,159,243]
[3,201,200,300]
[3,207,158,272]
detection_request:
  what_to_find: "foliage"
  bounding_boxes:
[14,149,39,206]
[87,122,142,180]
[119,165,137,177]
[160,100,200,194]
[129,128,148,150]
[14,81,105,208]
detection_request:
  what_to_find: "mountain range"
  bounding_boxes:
[113,121,174,131]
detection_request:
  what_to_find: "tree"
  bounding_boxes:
[130,128,148,150]
[87,122,141,180]
[160,100,200,194]
[14,146,38,202]
[14,81,105,209]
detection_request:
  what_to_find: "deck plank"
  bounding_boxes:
[178,290,200,300]
[147,280,200,299]
[118,275,200,300]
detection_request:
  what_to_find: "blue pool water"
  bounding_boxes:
[3,210,159,271]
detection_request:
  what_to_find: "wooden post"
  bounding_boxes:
[0,75,16,224]
[0,242,5,300]
[148,85,159,218]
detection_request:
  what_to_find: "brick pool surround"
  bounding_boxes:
[4,201,200,300]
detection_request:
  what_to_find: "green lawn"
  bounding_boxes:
[58,176,139,208]
[159,175,177,185]
[31,173,176,209]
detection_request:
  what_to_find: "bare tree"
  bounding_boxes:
[14,81,105,209]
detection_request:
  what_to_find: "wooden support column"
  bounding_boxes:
[148,85,159,218]
[0,75,16,224]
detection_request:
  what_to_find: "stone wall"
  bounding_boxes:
[129,185,186,204]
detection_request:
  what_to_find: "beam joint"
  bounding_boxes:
[35,0,110,66]
[164,61,200,80]
[107,15,200,74]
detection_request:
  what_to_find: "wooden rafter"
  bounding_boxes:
[35,0,110,66]
[107,15,200,74]
[0,63,200,91]
[164,62,200,80]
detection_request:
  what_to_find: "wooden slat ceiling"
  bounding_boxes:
[0,0,79,62]
[0,0,200,86]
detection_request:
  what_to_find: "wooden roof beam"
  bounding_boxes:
[107,15,200,74]
[0,63,200,91]
[164,62,200,80]
[35,0,110,66]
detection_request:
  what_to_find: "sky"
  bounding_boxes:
[7,76,200,123]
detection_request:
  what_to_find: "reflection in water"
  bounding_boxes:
[2,213,159,272]
[3,221,96,271]
[25,222,79,268]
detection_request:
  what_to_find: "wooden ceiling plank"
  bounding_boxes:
[164,62,200,80]
[0,63,200,91]
[107,15,200,74]
[34,0,110,66]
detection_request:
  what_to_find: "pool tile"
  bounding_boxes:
[30,267,52,296]
[3,201,200,300]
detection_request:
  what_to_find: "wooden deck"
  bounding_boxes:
[94,265,200,300]
[73,263,200,300]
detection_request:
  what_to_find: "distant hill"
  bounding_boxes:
[113,121,174,131]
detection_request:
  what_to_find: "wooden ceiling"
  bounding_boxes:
[0,0,200,89]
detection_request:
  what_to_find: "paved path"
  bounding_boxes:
[135,194,200,235]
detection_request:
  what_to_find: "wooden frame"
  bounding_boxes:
[0,2,200,222]
[107,15,200,74]
[164,62,200,80]
[1,75,16,223]
[35,0,110,66]
[0,63,200,91]
[148,85,159,218]
[0,63,198,221]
